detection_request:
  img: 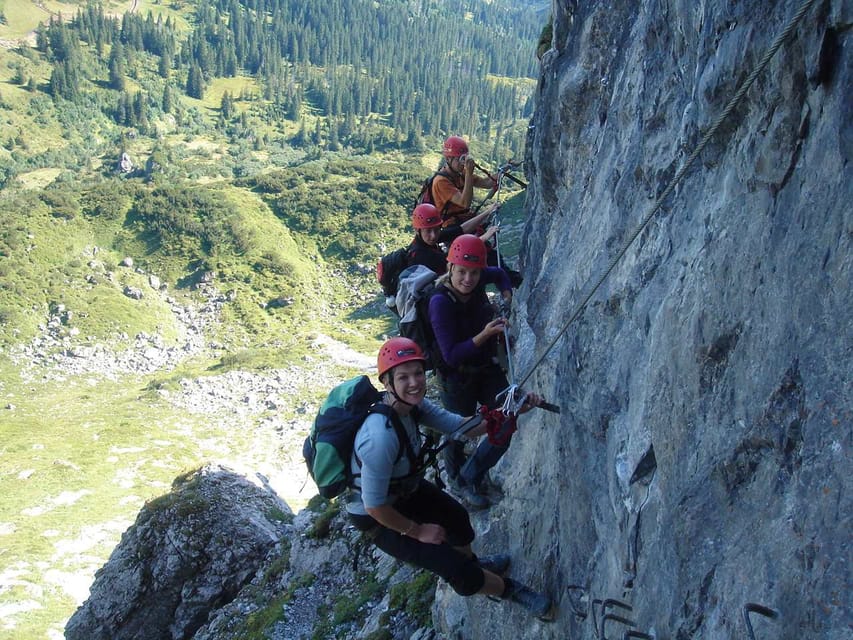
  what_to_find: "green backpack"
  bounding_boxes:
[302,376,421,499]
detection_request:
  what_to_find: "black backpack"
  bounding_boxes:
[376,247,411,299]
[303,375,422,499]
[415,170,455,221]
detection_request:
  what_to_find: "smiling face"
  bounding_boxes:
[384,360,427,408]
[448,263,482,296]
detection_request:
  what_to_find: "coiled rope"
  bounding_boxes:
[517,0,820,390]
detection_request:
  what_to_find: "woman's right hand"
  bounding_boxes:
[485,317,507,337]
[473,318,507,347]
[413,523,447,545]
[463,155,475,175]
[480,225,499,242]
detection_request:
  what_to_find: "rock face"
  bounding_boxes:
[65,465,291,640]
[64,464,434,640]
[436,1,851,639]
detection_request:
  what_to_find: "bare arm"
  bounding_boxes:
[460,202,499,233]
[449,163,476,209]
[473,173,497,189]
[479,225,499,243]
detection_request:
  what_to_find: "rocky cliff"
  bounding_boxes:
[66,1,850,639]
[65,465,293,640]
[435,0,850,638]
[66,465,440,640]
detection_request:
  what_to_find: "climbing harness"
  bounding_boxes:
[516,0,821,391]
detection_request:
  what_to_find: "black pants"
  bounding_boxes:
[437,364,512,486]
[348,480,485,596]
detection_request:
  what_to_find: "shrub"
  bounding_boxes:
[0,306,19,326]
[40,189,80,220]
[252,251,295,277]
[81,182,135,220]
[130,184,235,257]
[388,571,437,627]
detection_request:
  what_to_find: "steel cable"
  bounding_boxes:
[517,0,820,389]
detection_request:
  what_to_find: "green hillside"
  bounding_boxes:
[0,0,542,190]
[0,1,542,637]
[0,0,542,351]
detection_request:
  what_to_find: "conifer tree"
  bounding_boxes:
[327,118,340,151]
[158,49,171,79]
[220,91,234,120]
[162,84,173,113]
[312,118,322,146]
[186,62,204,99]
[293,120,308,147]
[109,41,126,91]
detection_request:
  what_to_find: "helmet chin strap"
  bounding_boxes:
[385,372,416,408]
[390,389,416,408]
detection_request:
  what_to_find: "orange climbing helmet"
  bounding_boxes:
[447,234,487,269]
[412,203,443,230]
[442,135,469,158]
[377,337,427,378]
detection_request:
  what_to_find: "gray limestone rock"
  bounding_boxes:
[65,465,291,640]
[435,0,851,639]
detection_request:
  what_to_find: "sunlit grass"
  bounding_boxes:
[0,374,209,638]
[0,354,323,639]
[14,168,63,190]
[0,0,51,41]
[203,76,262,111]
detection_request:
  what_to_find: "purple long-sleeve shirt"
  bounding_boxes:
[428,266,511,371]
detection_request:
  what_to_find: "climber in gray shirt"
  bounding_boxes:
[347,396,463,516]
[344,337,553,619]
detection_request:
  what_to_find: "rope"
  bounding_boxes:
[517,0,819,389]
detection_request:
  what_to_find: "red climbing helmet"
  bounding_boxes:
[447,234,487,269]
[412,203,442,230]
[377,337,427,378]
[442,135,469,158]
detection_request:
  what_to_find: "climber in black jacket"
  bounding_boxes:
[407,203,499,276]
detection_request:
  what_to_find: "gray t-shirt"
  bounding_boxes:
[345,397,467,516]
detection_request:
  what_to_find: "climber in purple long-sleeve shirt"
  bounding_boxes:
[428,234,514,510]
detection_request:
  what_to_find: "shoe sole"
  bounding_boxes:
[464,499,490,511]
[535,602,556,622]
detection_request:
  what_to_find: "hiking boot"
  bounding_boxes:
[477,473,503,498]
[502,577,553,620]
[478,554,511,576]
[460,484,490,510]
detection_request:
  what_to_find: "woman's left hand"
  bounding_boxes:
[519,392,543,414]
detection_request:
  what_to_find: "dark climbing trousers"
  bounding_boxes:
[348,480,484,596]
[436,363,511,488]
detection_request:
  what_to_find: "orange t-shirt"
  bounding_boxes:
[431,173,472,227]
